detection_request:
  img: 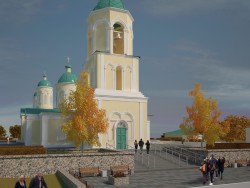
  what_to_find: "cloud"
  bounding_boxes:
[141,0,250,17]
[0,0,42,24]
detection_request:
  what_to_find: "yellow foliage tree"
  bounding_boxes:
[220,115,250,142]
[59,72,108,148]
[180,83,224,146]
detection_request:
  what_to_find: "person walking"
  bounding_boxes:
[218,156,225,180]
[28,172,48,188]
[138,138,144,154]
[145,140,150,154]
[15,175,27,188]
[134,140,138,153]
[209,155,217,185]
[200,158,208,185]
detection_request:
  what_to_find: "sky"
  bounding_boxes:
[1,0,250,138]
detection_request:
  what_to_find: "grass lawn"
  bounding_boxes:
[0,174,68,188]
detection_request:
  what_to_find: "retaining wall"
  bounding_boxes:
[56,169,86,188]
[188,148,250,163]
[0,150,134,178]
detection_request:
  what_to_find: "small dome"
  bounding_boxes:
[57,64,77,84]
[93,0,126,11]
[38,74,52,87]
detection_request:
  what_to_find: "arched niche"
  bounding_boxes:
[113,23,124,54]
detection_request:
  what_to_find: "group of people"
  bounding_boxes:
[134,139,150,154]
[15,172,48,188]
[200,155,225,185]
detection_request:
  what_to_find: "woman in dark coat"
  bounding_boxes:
[218,156,225,179]
[15,175,27,188]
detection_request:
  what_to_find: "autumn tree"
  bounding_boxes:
[59,71,108,149]
[0,125,7,139]
[9,125,21,138]
[180,83,224,147]
[220,115,250,142]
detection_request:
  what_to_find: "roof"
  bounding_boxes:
[93,0,126,11]
[38,80,52,87]
[20,108,61,115]
[58,64,77,84]
[37,75,52,87]
[164,129,184,136]
[57,72,77,84]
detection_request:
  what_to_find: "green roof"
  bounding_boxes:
[93,0,126,11]
[164,129,184,136]
[58,72,77,83]
[38,80,52,87]
[21,108,61,115]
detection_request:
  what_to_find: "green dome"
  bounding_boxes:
[93,0,126,11]
[58,64,77,84]
[58,72,77,83]
[38,80,52,87]
[38,75,52,87]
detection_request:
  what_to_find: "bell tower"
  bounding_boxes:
[84,0,150,149]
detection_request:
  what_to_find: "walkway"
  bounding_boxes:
[85,151,250,188]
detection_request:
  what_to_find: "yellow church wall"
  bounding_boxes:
[100,100,148,147]
[93,53,139,91]
[31,120,40,145]
[96,22,108,52]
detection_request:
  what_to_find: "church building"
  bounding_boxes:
[20,0,150,149]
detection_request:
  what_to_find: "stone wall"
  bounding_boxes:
[188,148,250,164]
[56,169,86,188]
[0,150,134,178]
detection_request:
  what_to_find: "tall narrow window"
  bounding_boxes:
[116,66,122,90]
[113,23,124,54]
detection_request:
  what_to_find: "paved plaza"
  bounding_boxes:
[85,153,250,188]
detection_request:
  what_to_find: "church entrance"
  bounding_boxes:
[116,121,127,149]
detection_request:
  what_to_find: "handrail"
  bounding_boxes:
[152,144,189,167]
[153,143,203,164]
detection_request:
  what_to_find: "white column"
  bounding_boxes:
[92,29,96,53]
[112,68,115,90]
[139,102,143,139]
[40,115,48,147]
[25,117,32,146]
[124,29,128,55]
[100,54,104,89]
[109,27,114,54]
[132,59,136,91]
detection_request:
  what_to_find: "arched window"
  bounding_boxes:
[116,66,122,90]
[113,23,124,54]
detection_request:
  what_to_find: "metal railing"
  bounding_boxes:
[152,144,189,168]
[157,143,204,164]
[105,143,201,169]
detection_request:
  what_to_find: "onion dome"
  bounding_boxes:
[38,74,52,87]
[57,64,77,84]
[93,0,126,11]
